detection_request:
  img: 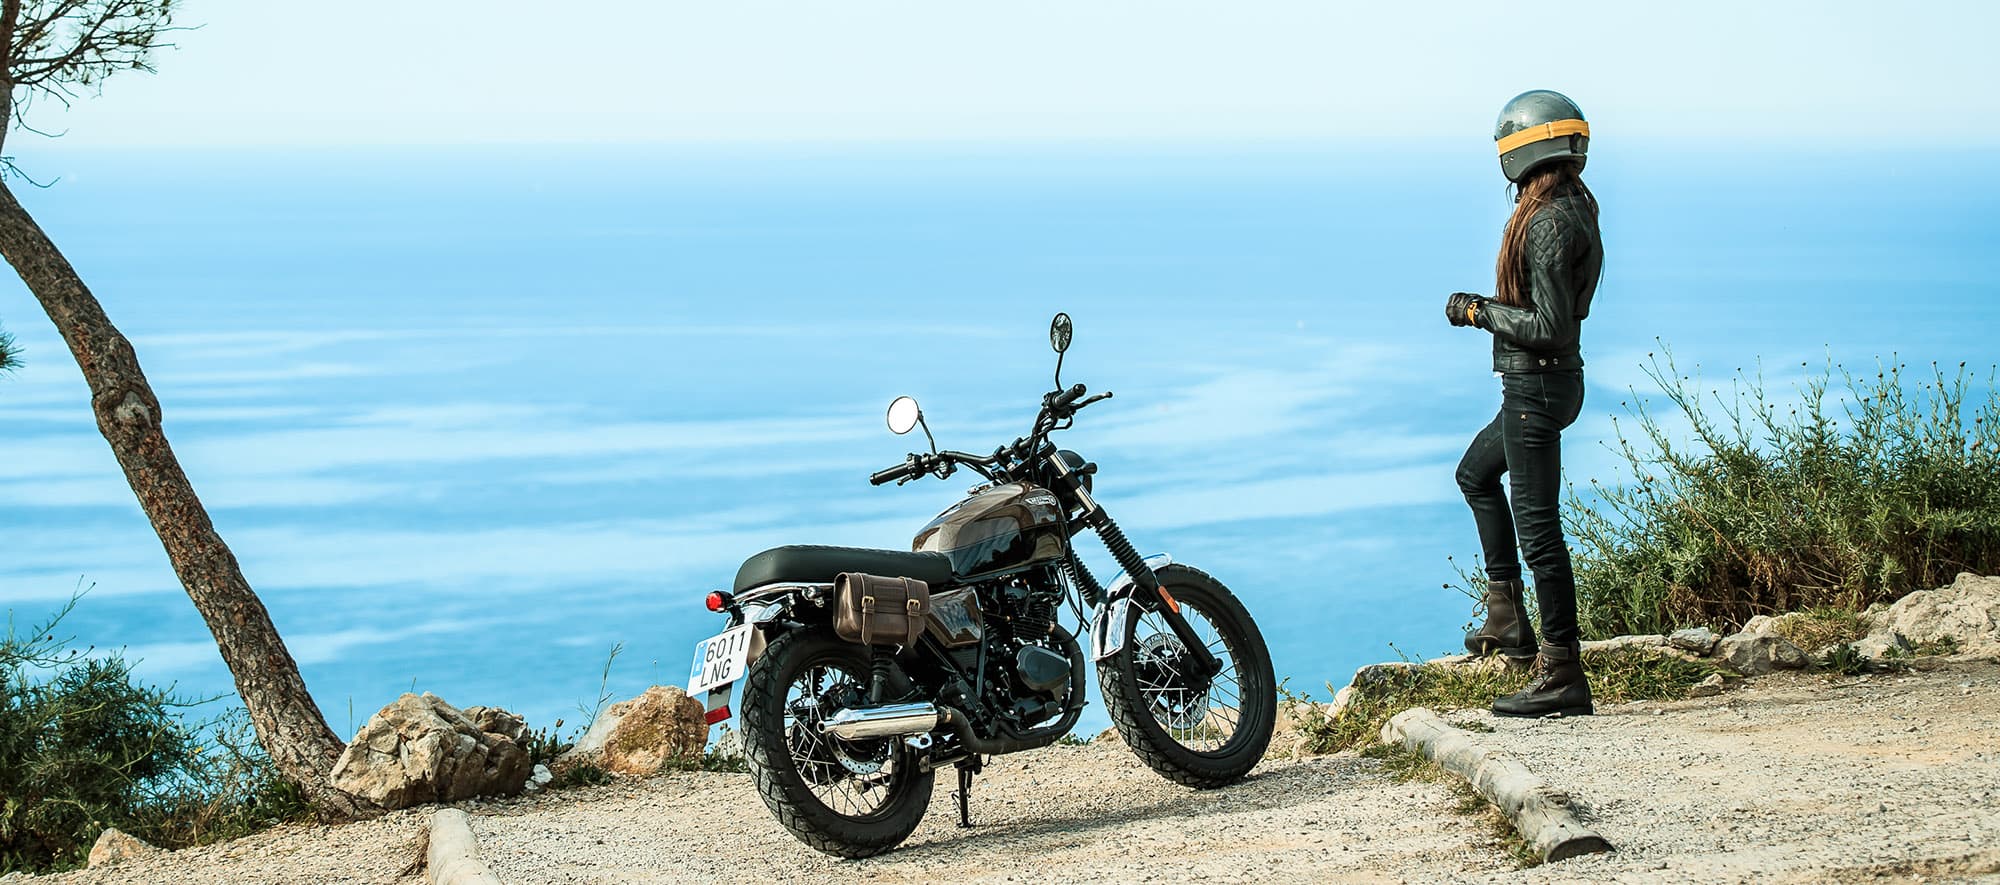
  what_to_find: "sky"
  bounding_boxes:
[20,0,2000,147]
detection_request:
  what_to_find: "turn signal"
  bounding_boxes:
[705,591,733,612]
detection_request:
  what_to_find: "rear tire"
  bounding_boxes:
[1099,563,1276,788]
[740,630,934,858]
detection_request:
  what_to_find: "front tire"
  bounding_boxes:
[1099,563,1276,788]
[740,629,934,858]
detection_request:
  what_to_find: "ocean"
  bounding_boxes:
[1,141,1995,738]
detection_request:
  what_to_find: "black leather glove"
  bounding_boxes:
[1446,292,1488,328]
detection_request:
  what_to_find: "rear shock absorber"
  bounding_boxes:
[868,649,894,704]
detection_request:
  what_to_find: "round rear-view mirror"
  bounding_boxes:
[1050,312,1073,354]
[886,396,922,435]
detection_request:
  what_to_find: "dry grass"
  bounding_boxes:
[1361,742,1541,868]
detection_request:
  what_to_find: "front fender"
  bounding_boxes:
[1088,552,1172,661]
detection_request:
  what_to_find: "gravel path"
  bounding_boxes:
[1453,659,2000,884]
[21,660,1998,883]
[471,741,1510,883]
[25,808,431,885]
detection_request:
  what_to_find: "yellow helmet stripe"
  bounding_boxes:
[1495,119,1590,155]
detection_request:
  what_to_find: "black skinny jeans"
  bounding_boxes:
[1455,370,1586,646]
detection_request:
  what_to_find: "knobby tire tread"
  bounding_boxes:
[740,630,932,858]
[1099,563,1277,790]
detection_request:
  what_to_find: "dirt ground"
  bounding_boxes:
[24,660,2000,884]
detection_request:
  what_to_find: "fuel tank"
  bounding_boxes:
[913,482,1067,577]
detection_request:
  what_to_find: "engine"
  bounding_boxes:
[976,572,1076,727]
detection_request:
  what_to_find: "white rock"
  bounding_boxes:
[710,724,745,764]
[1849,632,1913,661]
[532,763,553,786]
[1716,633,1808,675]
[1329,684,1360,716]
[1872,573,2000,657]
[559,685,709,777]
[1687,674,1727,698]
[330,692,531,809]
[1349,662,1421,687]
[1668,627,1721,655]
[1581,634,1668,654]
[462,705,528,743]
[87,827,158,868]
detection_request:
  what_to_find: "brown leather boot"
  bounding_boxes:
[1492,643,1593,718]
[1463,578,1538,661]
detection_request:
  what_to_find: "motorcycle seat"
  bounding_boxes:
[733,544,954,594]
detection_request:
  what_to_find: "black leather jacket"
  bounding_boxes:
[1477,192,1602,374]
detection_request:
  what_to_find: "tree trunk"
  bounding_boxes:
[0,181,375,819]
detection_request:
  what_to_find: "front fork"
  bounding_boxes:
[1076,512,1223,677]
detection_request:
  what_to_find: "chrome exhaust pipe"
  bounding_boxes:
[820,702,942,740]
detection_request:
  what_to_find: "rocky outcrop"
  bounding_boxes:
[561,685,709,777]
[87,828,158,868]
[330,693,531,809]
[1296,575,1999,753]
[1860,572,2000,658]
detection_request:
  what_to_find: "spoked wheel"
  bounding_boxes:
[740,630,934,858]
[1099,563,1276,788]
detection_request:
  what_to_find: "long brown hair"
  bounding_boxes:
[1494,161,1597,307]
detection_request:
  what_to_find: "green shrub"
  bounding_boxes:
[1,597,307,873]
[1568,351,2000,637]
[550,762,612,789]
[518,720,574,769]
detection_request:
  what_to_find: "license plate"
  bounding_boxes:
[688,625,754,696]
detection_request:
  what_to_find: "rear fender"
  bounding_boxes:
[700,589,812,724]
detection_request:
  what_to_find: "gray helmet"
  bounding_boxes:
[1494,90,1588,182]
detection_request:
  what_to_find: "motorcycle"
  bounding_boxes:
[686,313,1276,857]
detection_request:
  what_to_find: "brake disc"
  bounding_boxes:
[833,738,889,776]
[1137,633,1210,730]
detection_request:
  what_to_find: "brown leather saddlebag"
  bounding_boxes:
[833,572,931,648]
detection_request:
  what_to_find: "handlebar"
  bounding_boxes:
[871,384,1112,486]
[870,449,1000,485]
[1047,383,1088,410]
[870,458,919,486]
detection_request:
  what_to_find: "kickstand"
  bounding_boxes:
[951,758,982,828]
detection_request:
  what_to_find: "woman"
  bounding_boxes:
[1446,90,1604,718]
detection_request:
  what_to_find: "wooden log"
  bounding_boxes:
[1382,708,1614,863]
[427,809,505,885]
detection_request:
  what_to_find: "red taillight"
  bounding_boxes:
[705,591,731,612]
[704,705,731,725]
